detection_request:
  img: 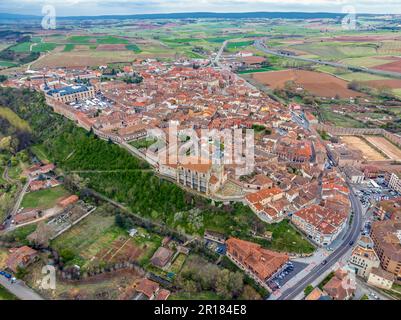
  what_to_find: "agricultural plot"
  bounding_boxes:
[9,42,31,53]
[168,253,187,275]
[319,108,367,128]
[252,69,363,98]
[63,44,75,52]
[31,43,58,53]
[340,55,398,68]
[0,61,17,67]
[51,213,161,270]
[26,262,142,300]
[364,136,401,160]
[31,51,139,69]
[289,41,378,61]
[340,136,386,161]
[66,35,128,45]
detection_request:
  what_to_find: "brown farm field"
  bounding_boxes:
[365,136,401,160]
[363,79,401,89]
[340,136,386,161]
[372,57,401,73]
[251,69,363,98]
[31,51,139,69]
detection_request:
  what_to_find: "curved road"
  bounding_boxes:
[278,183,363,300]
[254,40,401,80]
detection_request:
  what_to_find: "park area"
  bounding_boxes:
[251,69,363,98]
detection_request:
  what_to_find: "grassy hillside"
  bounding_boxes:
[0,107,31,132]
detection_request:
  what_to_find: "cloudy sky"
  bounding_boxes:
[1,0,400,16]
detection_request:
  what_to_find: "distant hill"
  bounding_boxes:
[0,11,362,21]
[0,13,40,20]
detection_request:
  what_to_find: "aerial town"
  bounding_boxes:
[0,1,401,305]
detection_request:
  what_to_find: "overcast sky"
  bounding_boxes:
[1,0,401,16]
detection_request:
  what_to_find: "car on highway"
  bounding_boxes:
[321,260,327,265]
[349,241,354,246]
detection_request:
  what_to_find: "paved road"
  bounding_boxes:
[2,166,12,184]
[4,178,31,229]
[213,40,228,67]
[0,277,43,300]
[254,39,401,79]
[278,183,363,300]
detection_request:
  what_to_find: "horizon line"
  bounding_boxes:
[0,10,388,19]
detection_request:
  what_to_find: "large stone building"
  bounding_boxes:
[226,237,288,290]
[370,220,401,283]
[176,158,226,195]
[45,84,95,104]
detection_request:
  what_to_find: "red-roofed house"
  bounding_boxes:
[135,278,170,300]
[291,204,347,246]
[5,246,38,273]
[245,188,285,223]
[323,268,355,300]
[226,238,289,290]
[58,195,79,208]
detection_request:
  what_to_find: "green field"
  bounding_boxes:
[0,61,17,67]
[319,107,367,128]
[9,42,32,53]
[129,137,158,149]
[125,44,141,53]
[21,185,70,210]
[66,35,128,45]
[237,66,282,74]
[66,36,93,44]
[51,211,161,269]
[290,42,379,61]
[96,36,129,44]
[31,43,58,53]
[265,220,315,254]
[63,44,75,52]
[227,40,254,49]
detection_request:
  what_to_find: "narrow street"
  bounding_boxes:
[0,277,43,300]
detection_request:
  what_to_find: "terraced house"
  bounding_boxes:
[291,204,347,246]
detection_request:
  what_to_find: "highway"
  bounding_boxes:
[254,39,401,79]
[278,183,363,300]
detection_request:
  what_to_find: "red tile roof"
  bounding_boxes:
[226,237,288,281]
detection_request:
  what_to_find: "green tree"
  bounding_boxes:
[304,284,314,296]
